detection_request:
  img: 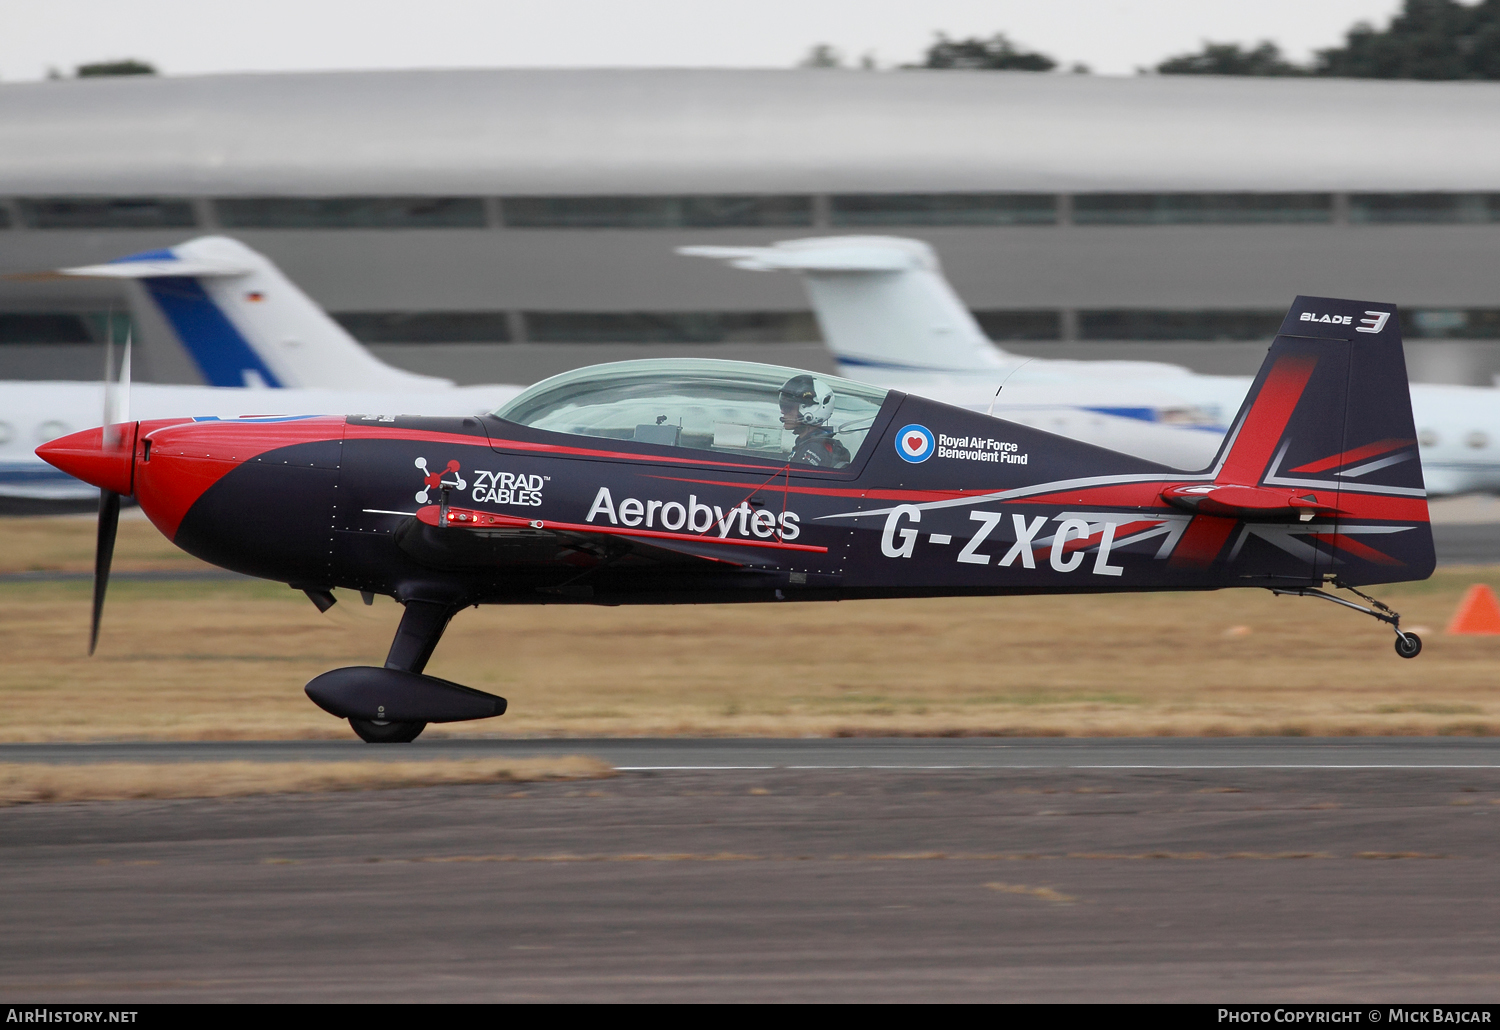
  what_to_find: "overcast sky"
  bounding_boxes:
[2,0,1407,81]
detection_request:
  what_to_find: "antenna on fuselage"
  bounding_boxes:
[985,358,1035,418]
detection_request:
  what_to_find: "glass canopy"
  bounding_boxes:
[493,359,890,467]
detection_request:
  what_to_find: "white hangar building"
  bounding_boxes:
[2,67,1500,385]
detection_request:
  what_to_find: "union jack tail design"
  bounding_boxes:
[1162,295,1432,583]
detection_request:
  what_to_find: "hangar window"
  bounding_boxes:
[0,313,96,344]
[1349,193,1495,224]
[333,312,513,343]
[215,197,486,229]
[493,358,888,465]
[524,311,821,344]
[1402,309,1500,339]
[1073,193,1332,225]
[18,197,196,229]
[501,195,813,229]
[974,310,1062,341]
[1079,310,1283,341]
[830,193,1056,226]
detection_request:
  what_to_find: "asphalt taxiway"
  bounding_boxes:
[2,740,1500,1002]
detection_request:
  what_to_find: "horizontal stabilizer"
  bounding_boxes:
[679,240,928,273]
[58,257,254,279]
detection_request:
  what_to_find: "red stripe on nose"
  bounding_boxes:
[35,424,137,496]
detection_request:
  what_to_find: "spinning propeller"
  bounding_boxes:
[90,323,131,654]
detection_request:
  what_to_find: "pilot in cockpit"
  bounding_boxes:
[779,375,851,469]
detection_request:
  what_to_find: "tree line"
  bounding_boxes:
[802,0,1500,80]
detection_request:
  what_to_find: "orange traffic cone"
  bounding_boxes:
[1447,584,1500,635]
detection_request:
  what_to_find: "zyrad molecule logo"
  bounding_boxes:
[414,456,467,503]
[896,424,935,463]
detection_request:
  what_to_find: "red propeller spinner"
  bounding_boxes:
[35,422,138,496]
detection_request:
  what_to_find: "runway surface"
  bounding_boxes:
[3,736,1499,768]
[1433,523,1500,564]
[2,761,1499,1002]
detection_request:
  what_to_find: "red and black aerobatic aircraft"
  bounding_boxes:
[39,296,1434,742]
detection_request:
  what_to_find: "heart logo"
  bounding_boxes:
[894,423,934,463]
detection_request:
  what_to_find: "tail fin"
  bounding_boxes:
[58,236,452,392]
[1172,296,1433,585]
[679,236,1007,377]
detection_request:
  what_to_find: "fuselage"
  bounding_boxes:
[36,357,1432,607]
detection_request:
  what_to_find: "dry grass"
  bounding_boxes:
[4,516,1500,740]
[0,511,215,574]
[0,756,613,804]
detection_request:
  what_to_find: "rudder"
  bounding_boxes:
[1190,296,1433,585]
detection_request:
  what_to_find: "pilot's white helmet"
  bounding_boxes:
[779,375,835,427]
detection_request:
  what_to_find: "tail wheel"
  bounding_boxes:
[1394,633,1422,659]
[349,718,427,743]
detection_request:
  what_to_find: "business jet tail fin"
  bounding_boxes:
[58,236,452,391]
[680,236,1008,378]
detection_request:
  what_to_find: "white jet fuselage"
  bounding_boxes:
[3,381,521,499]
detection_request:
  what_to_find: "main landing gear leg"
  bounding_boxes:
[383,600,456,676]
[348,600,459,743]
[1270,581,1422,659]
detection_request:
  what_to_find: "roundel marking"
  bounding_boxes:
[896,424,935,463]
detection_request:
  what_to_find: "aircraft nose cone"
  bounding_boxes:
[35,425,136,495]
